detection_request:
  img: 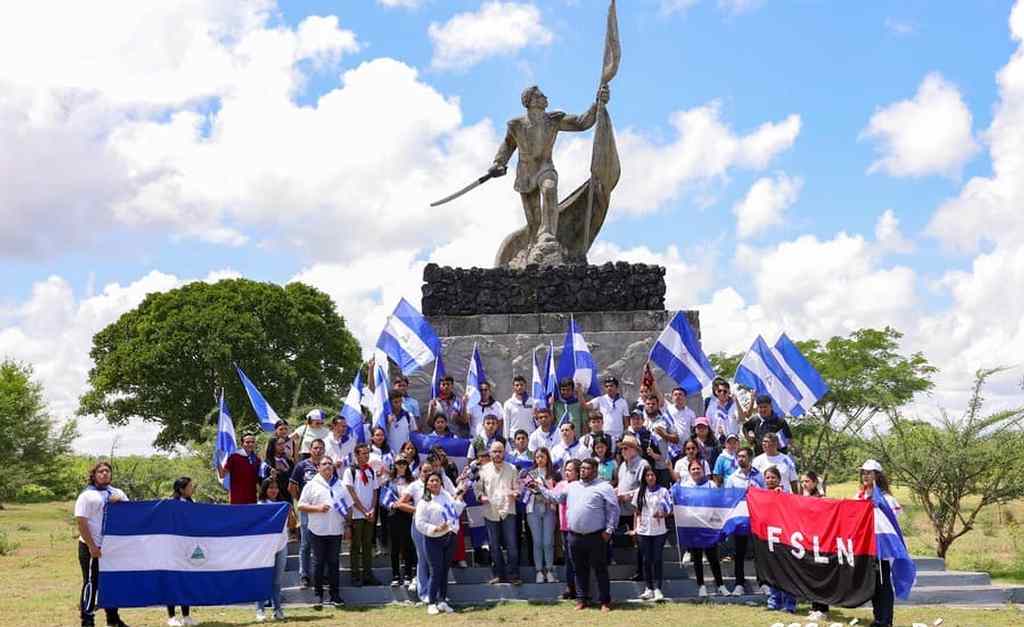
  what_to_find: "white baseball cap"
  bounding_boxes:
[860,459,883,473]
[306,408,326,423]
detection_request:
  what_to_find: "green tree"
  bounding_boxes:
[0,359,78,507]
[865,367,1024,558]
[78,279,361,448]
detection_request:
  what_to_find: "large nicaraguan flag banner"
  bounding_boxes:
[747,488,878,607]
[409,432,471,472]
[99,500,289,607]
[671,486,749,548]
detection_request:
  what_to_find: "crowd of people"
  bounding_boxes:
[75,373,902,627]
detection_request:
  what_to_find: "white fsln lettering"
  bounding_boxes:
[835,537,854,566]
[767,526,782,553]
[789,531,806,560]
[812,535,829,564]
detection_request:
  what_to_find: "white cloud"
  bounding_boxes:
[874,209,914,254]
[660,0,700,15]
[732,173,803,239]
[660,0,764,16]
[589,241,716,309]
[378,0,424,8]
[428,2,553,71]
[861,72,979,178]
[884,17,915,36]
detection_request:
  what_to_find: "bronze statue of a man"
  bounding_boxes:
[490,84,610,266]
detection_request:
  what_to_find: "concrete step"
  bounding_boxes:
[902,584,1024,605]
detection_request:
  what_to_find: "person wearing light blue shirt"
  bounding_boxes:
[712,433,741,484]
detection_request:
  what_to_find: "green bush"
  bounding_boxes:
[14,483,54,503]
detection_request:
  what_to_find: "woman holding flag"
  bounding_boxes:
[857,459,900,627]
[679,459,729,597]
[415,472,467,615]
[632,466,670,601]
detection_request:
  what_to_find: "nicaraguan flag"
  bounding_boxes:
[771,333,830,414]
[99,500,289,607]
[462,488,489,551]
[556,318,600,398]
[873,486,916,599]
[213,391,237,491]
[465,343,487,407]
[545,341,558,401]
[409,432,471,471]
[531,347,548,409]
[649,311,716,394]
[372,363,389,431]
[234,365,279,432]
[380,484,399,510]
[375,298,441,376]
[672,486,749,548]
[735,335,805,417]
[340,371,366,445]
[430,351,446,399]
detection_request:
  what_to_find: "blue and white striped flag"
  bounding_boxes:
[213,390,237,491]
[873,486,916,600]
[735,336,806,417]
[772,333,830,414]
[465,343,487,407]
[380,484,399,510]
[649,311,716,394]
[340,371,367,444]
[531,347,549,409]
[545,341,558,401]
[431,351,446,399]
[235,365,279,432]
[333,490,351,517]
[375,298,441,376]
[658,490,673,515]
[556,317,600,398]
[672,486,749,548]
[372,363,390,431]
[409,432,472,471]
[99,500,289,607]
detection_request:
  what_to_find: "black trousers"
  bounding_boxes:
[166,605,190,617]
[872,560,894,626]
[389,510,417,579]
[78,541,121,626]
[310,532,342,599]
[569,530,611,605]
[688,546,724,587]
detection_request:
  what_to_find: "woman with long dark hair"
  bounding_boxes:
[414,472,466,615]
[632,466,670,601]
[167,477,195,626]
[256,478,289,621]
[385,458,417,586]
[678,460,728,598]
[525,447,560,583]
[261,436,295,503]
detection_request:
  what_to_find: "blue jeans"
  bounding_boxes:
[411,525,429,602]
[526,508,555,573]
[484,516,519,579]
[298,511,311,578]
[424,533,455,605]
[562,531,575,590]
[767,586,797,612]
[256,547,287,613]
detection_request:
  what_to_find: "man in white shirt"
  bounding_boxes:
[502,375,536,439]
[393,374,421,423]
[467,380,504,438]
[342,443,380,586]
[550,422,587,470]
[474,441,522,584]
[585,376,630,442]
[615,436,649,582]
[665,387,696,440]
[751,432,798,493]
[326,416,356,471]
[528,407,560,453]
[297,456,347,608]
[76,461,129,627]
[705,377,747,442]
[385,389,418,454]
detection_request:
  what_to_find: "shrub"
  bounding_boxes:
[15,483,56,503]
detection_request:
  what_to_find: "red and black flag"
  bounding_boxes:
[748,487,877,607]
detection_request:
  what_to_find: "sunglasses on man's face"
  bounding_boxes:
[715,388,728,395]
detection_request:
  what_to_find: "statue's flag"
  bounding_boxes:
[99,500,289,607]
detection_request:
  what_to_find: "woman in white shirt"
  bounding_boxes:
[414,472,466,615]
[297,456,346,610]
[677,459,728,597]
[632,466,671,601]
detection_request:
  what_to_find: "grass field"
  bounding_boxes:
[1,498,1022,627]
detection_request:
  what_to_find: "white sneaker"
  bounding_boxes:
[536,571,545,583]
[427,604,440,615]
[717,584,731,596]
[182,619,197,627]
[273,609,285,621]
[639,588,654,600]
[255,608,266,622]
[545,570,557,583]
[653,588,664,602]
[168,619,184,627]
[807,610,827,621]
[732,584,745,596]
[760,584,770,595]
[438,601,455,613]
[407,579,418,593]
[698,584,708,598]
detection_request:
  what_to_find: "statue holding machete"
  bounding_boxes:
[430,0,621,269]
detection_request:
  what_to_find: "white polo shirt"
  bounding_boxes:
[468,399,504,438]
[752,452,797,493]
[403,474,457,505]
[503,395,536,439]
[74,485,128,547]
[666,403,696,438]
[550,438,588,468]
[298,474,346,536]
[325,433,356,469]
[528,424,560,453]
[587,394,631,440]
[341,465,379,519]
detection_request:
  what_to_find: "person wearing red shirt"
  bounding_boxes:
[218,433,261,504]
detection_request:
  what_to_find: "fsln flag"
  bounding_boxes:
[671,486,749,548]
[771,334,830,414]
[556,317,600,398]
[234,365,279,432]
[873,486,916,600]
[531,347,548,409]
[213,390,237,491]
[747,487,877,607]
[375,298,441,376]
[372,363,389,431]
[735,336,805,417]
[99,500,289,607]
[649,311,716,394]
[545,341,558,401]
[465,343,487,407]
[340,370,367,445]
[430,351,446,399]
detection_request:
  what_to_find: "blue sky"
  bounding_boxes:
[1,0,1022,452]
